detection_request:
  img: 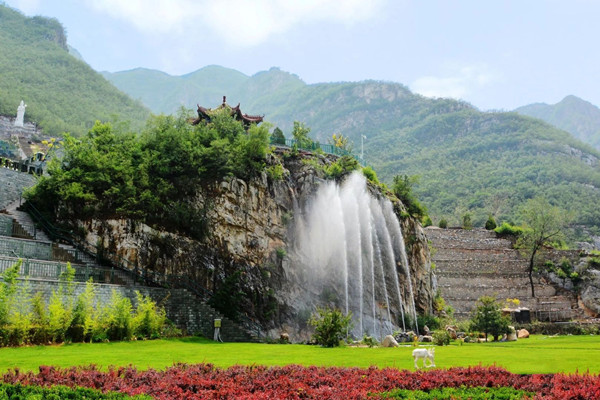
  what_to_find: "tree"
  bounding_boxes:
[271,127,285,145]
[330,133,353,152]
[309,307,352,347]
[518,197,572,297]
[291,121,312,149]
[469,296,510,341]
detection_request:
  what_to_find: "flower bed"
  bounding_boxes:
[2,364,599,399]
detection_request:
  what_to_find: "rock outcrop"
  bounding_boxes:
[80,151,435,341]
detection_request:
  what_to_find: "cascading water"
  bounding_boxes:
[292,171,419,339]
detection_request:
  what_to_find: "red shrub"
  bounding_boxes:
[2,364,599,399]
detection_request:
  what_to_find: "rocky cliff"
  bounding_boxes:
[81,150,435,340]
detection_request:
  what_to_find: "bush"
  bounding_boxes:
[432,330,452,346]
[470,296,511,341]
[380,386,533,399]
[325,155,360,180]
[362,166,379,184]
[309,307,352,347]
[494,222,525,237]
[438,218,448,229]
[485,214,497,230]
[422,215,433,227]
[0,382,152,399]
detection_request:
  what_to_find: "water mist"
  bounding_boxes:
[291,171,419,339]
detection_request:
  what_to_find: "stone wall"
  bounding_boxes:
[10,277,253,342]
[0,167,35,211]
[427,227,581,320]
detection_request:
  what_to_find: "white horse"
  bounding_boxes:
[412,347,435,369]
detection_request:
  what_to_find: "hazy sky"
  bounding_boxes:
[5,0,600,110]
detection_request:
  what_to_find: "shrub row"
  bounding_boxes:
[2,364,599,399]
[0,261,175,347]
[0,382,151,400]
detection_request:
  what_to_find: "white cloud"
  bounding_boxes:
[84,0,385,46]
[411,63,498,101]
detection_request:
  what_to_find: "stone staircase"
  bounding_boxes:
[427,227,581,321]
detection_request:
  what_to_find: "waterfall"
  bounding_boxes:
[292,171,418,339]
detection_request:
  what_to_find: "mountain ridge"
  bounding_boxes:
[0,4,149,136]
[102,65,600,235]
[515,95,600,150]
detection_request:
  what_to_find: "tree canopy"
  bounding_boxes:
[26,109,271,239]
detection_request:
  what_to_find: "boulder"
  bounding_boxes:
[394,331,413,343]
[420,335,433,343]
[445,326,457,340]
[280,332,290,343]
[517,329,530,339]
[382,335,399,347]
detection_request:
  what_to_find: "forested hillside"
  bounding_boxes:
[515,95,600,150]
[104,66,600,235]
[0,5,149,136]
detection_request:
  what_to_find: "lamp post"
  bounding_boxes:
[361,134,367,161]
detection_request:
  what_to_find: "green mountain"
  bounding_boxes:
[515,95,600,150]
[104,66,600,236]
[0,5,149,136]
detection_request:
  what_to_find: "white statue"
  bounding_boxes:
[15,100,26,127]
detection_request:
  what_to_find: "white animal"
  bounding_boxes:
[412,347,435,369]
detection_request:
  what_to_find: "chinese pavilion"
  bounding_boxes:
[191,96,264,129]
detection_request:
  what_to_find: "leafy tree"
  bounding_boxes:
[309,307,352,347]
[517,197,572,297]
[361,166,380,184]
[291,121,313,149]
[438,218,448,229]
[469,296,510,341]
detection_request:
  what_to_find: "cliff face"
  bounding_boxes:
[83,151,435,340]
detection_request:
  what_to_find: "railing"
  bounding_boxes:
[0,255,122,284]
[270,137,364,165]
[0,236,53,260]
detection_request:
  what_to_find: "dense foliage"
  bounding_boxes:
[105,67,600,238]
[2,364,599,399]
[0,261,171,346]
[0,4,149,135]
[26,109,271,238]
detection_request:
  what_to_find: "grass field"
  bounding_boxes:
[0,335,599,374]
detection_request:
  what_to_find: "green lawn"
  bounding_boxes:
[0,335,598,374]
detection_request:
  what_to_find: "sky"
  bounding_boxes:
[4,0,600,111]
